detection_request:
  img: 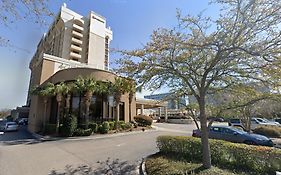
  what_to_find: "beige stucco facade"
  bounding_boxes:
[27,5,136,133]
[28,66,137,133]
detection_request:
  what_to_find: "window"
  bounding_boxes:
[222,128,235,134]
[104,36,109,69]
[211,127,221,132]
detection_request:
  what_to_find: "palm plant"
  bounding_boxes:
[30,82,55,132]
[64,83,74,115]
[54,82,67,134]
[109,77,131,129]
[74,76,99,128]
[73,76,86,123]
[127,80,137,122]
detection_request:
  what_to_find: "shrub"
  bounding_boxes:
[73,128,92,136]
[120,122,132,130]
[44,123,57,134]
[253,126,281,138]
[99,121,110,134]
[60,115,77,137]
[108,121,115,130]
[118,121,125,125]
[77,124,88,129]
[134,115,153,126]
[6,115,13,122]
[157,136,281,175]
[88,122,98,133]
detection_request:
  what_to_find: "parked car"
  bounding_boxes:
[228,119,245,130]
[4,122,19,132]
[275,118,281,124]
[18,118,28,125]
[192,126,273,147]
[207,117,224,122]
[255,118,281,126]
[228,118,279,130]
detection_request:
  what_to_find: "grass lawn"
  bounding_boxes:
[145,153,252,175]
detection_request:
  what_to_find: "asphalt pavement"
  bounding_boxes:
[0,122,280,175]
[0,122,194,175]
[0,125,36,145]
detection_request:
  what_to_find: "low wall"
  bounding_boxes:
[167,119,193,124]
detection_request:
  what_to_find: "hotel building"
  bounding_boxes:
[27,4,137,133]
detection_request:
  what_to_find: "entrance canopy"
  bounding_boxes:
[136,98,167,109]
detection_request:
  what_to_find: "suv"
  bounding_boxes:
[228,119,245,130]
[228,118,279,130]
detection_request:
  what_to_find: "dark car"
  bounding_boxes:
[275,118,281,125]
[18,118,28,125]
[192,126,273,147]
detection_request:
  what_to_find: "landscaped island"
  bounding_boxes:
[145,136,281,175]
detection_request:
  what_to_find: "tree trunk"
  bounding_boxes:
[43,97,48,133]
[56,93,63,135]
[115,102,120,129]
[129,93,133,122]
[199,95,211,169]
[65,94,71,115]
[115,93,121,130]
[56,102,61,135]
[85,91,93,128]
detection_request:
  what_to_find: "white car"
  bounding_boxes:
[255,118,281,127]
[229,118,279,130]
[251,118,279,129]
[4,122,19,132]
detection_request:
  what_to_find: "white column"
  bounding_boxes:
[158,107,161,119]
[164,107,168,122]
[141,104,144,115]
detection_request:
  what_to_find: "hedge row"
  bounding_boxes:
[157,136,281,175]
[134,115,153,126]
[253,126,281,138]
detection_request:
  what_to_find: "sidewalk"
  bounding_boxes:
[31,127,158,143]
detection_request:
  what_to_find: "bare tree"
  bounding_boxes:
[0,0,54,46]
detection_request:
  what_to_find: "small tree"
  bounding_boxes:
[54,82,67,134]
[0,0,54,46]
[30,82,55,132]
[117,0,281,168]
[73,76,98,128]
[109,77,132,129]
[64,83,74,115]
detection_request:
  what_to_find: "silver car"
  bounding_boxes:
[4,122,19,132]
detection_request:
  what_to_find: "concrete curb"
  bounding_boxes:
[29,127,158,143]
[139,157,147,175]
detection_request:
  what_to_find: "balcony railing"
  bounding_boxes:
[70,44,82,52]
[72,30,83,38]
[71,37,82,45]
[70,51,82,60]
[73,23,84,32]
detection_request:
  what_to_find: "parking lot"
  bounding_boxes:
[0,125,36,145]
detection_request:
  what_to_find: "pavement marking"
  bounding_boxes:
[0,132,4,135]
[116,143,125,147]
[152,125,190,134]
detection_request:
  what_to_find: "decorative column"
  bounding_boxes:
[164,106,168,122]
[141,104,144,115]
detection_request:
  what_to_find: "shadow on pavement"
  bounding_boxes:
[49,158,138,175]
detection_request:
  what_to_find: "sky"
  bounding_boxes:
[0,0,219,110]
